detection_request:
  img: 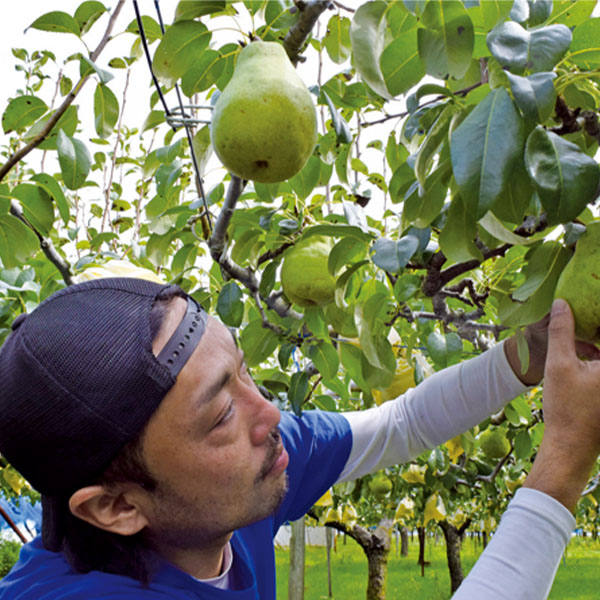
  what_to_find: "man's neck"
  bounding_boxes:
[157,534,233,580]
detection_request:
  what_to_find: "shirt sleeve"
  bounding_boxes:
[452,488,575,599]
[337,340,528,482]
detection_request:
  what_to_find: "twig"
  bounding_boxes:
[101,68,130,235]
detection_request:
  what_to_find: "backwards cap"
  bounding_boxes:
[0,277,207,496]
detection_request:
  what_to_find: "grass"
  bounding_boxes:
[275,534,600,599]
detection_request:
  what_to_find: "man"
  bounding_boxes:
[0,276,598,599]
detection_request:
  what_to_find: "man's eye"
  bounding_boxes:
[216,401,235,427]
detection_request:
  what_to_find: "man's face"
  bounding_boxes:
[139,299,289,550]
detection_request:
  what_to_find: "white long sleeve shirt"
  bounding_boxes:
[337,341,575,599]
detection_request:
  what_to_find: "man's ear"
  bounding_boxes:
[69,485,149,536]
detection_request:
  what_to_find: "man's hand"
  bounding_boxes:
[523,299,600,512]
[504,308,600,386]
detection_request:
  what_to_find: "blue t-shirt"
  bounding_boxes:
[0,410,352,599]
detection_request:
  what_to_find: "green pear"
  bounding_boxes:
[210,41,318,183]
[281,236,335,307]
[554,221,600,342]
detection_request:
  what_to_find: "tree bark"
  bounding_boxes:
[288,518,305,600]
[400,527,409,557]
[439,521,464,594]
[362,519,392,600]
[326,525,333,598]
[417,527,430,576]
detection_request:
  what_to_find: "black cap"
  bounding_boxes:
[0,277,207,496]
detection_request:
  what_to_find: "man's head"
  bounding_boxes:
[0,278,288,577]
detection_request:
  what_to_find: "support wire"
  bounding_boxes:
[132,0,212,231]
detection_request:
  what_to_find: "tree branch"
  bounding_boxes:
[0,0,125,184]
[283,0,333,65]
[10,201,73,285]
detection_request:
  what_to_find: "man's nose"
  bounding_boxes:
[249,390,281,446]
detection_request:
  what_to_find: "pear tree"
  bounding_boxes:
[1,0,600,597]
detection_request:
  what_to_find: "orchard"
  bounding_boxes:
[1,1,600,598]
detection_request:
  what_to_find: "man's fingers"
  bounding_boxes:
[546,299,577,369]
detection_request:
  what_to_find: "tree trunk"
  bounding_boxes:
[417,527,430,576]
[362,519,392,600]
[326,525,333,598]
[288,518,305,600]
[439,521,464,594]
[482,530,488,549]
[400,527,409,557]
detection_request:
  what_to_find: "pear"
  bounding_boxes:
[281,236,335,307]
[554,221,600,342]
[210,41,318,183]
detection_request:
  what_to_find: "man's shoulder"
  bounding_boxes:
[0,537,171,599]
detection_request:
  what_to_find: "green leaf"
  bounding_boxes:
[126,16,162,43]
[402,164,448,229]
[380,28,425,97]
[394,273,422,303]
[2,96,48,133]
[324,15,352,64]
[450,88,525,219]
[240,319,280,367]
[264,0,299,30]
[528,0,553,26]
[478,212,538,246]
[289,155,321,200]
[181,49,226,96]
[23,106,79,151]
[439,194,483,263]
[505,71,556,123]
[308,341,340,381]
[31,173,69,225]
[548,0,595,27]
[80,56,114,84]
[12,184,54,237]
[28,11,80,35]
[142,110,166,132]
[175,0,226,21]
[515,328,530,376]
[93,83,119,138]
[569,18,600,69]
[350,1,392,99]
[0,215,40,268]
[56,130,92,190]
[60,75,73,96]
[288,371,309,416]
[191,126,212,177]
[407,83,454,113]
[321,91,352,144]
[514,430,532,460]
[74,1,107,35]
[152,21,211,88]
[417,0,474,79]
[414,104,454,188]
[370,236,419,273]
[500,241,571,327]
[524,127,600,224]
[427,331,462,369]
[487,22,572,74]
[479,0,513,30]
[216,281,244,327]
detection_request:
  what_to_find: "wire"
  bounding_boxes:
[132,0,212,232]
